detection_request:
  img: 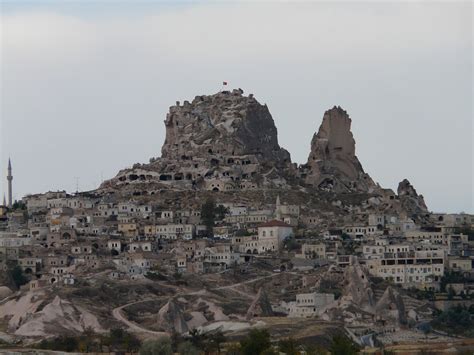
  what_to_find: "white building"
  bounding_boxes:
[256,220,293,254]
[286,292,335,318]
[366,249,445,290]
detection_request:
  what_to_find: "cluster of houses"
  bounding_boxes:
[295,216,474,292]
[1,189,473,303]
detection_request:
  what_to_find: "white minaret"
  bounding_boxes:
[7,158,13,208]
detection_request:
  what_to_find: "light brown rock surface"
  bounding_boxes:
[0,294,104,337]
[103,89,293,192]
[100,89,429,220]
[303,106,376,192]
[161,89,291,167]
[157,299,189,334]
[375,286,407,325]
[397,179,428,215]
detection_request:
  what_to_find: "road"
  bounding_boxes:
[112,298,168,337]
[112,272,283,335]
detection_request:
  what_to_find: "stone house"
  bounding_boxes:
[366,249,445,290]
[118,222,138,237]
[187,260,204,273]
[256,220,293,254]
[71,243,93,255]
[298,243,326,259]
[203,244,241,269]
[107,240,122,254]
[0,246,19,261]
[176,254,187,273]
[154,224,195,240]
[128,241,153,253]
[447,256,472,274]
[18,257,42,273]
[343,225,378,238]
[43,255,69,270]
[284,292,335,318]
[29,279,49,291]
[46,228,76,248]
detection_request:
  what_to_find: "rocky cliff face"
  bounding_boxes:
[101,89,429,216]
[397,179,428,215]
[302,106,376,192]
[157,299,188,334]
[103,89,293,192]
[161,89,291,166]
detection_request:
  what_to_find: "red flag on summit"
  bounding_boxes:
[223,81,228,85]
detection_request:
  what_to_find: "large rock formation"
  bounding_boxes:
[103,89,293,192]
[100,89,429,218]
[302,106,376,192]
[320,262,427,328]
[161,89,290,166]
[0,295,103,337]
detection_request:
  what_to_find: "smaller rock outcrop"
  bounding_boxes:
[12,296,103,337]
[375,286,407,325]
[397,179,428,215]
[340,260,375,312]
[246,287,274,320]
[157,299,189,334]
[303,106,376,192]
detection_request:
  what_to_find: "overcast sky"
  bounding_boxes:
[0,1,472,213]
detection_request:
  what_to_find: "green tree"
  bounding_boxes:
[170,330,183,352]
[304,344,327,355]
[226,343,242,355]
[431,305,474,336]
[10,265,28,288]
[38,336,79,352]
[278,337,299,355]
[440,271,467,292]
[283,238,300,251]
[106,328,141,352]
[447,286,456,300]
[123,331,141,352]
[189,328,208,350]
[177,341,199,355]
[208,330,226,354]
[329,334,359,355]
[215,204,230,221]
[12,200,26,210]
[240,329,272,355]
[201,198,217,236]
[140,337,173,355]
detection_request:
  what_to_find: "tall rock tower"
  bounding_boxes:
[7,158,13,208]
[304,106,376,192]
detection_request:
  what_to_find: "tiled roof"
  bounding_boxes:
[258,220,291,228]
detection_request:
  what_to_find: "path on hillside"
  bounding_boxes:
[112,299,168,337]
[112,272,283,335]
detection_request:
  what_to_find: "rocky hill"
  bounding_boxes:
[103,89,294,192]
[100,89,428,218]
[301,106,376,193]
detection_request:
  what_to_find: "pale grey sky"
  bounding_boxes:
[0,1,472,213]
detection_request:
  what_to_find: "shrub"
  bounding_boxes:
[240,329,272,355]
[329,334,359,355]
[177,341,199,355]
[140,337,173,355]
[10,265,28,288]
